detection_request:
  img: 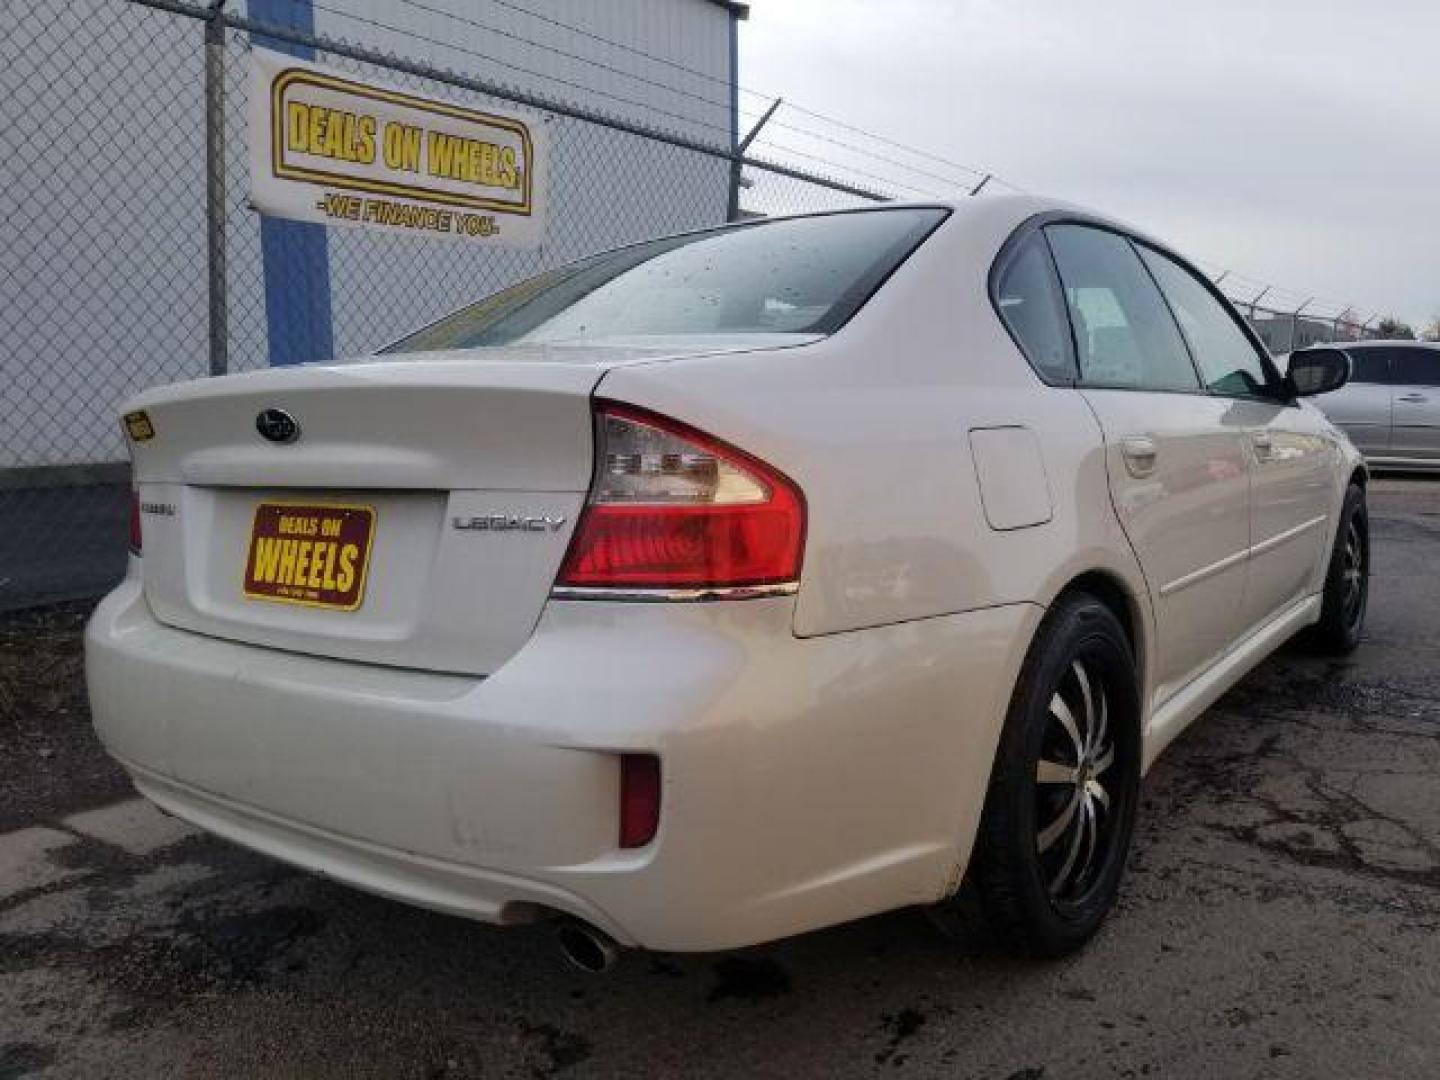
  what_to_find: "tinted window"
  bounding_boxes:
[1346,349,1392,385]
[1045,225,1199,392]
[995,234,1076,382]
[1392,347,1440,387]
[385,208,947,352]
[1139,246,1272,397]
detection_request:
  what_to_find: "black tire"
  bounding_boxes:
[1308,482,1369,655]
[950,592,1141,957]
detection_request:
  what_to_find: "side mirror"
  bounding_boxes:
[1286,347,1352,398]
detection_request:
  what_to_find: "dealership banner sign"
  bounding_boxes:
[247,48,546,246]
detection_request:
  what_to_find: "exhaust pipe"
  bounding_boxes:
[554,919,620,973]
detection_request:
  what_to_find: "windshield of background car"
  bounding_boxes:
[383,208,948,352]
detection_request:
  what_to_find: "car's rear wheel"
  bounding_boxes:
[1309,482,1369,655]
[949,592,1141,956]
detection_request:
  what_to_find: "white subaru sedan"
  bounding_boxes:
[87,196,1368,966]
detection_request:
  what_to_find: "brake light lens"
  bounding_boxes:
[128,488,142,556]
[556,403,805,590]
[619,753,661,849]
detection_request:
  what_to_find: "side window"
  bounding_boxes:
[1138,245,1274,397]
[1044,224,1199,392]
[994,234,1076,383]
[1347,350,1391,385]
[1392,348,1440,387]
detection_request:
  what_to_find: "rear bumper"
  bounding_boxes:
[127,763,628,937]
[86,573,1037,951]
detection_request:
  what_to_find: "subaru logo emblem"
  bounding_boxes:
[255,408,300,444]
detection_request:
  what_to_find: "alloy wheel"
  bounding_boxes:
[1341,513,1367,630]
[1034,658,1117,902]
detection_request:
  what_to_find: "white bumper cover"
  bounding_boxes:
[87,575,1037,951]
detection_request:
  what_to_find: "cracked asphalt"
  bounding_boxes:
[3,478,1439,1079]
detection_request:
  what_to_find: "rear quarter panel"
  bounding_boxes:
[595,206,1151,651]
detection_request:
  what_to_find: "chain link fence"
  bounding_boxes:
[0,0,885,610]
[1238,301,1375,354]
[1,0,211,610]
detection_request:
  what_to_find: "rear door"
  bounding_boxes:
[1136,243,1335,634]
[1045,223,1251,704]
[1390,345,1440,461]
[1310,347,1393,457]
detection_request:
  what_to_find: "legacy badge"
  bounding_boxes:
[453,514,566,533]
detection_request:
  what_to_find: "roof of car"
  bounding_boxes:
[803,193,1147,245]
[1345,339,1440,348]
[906,192,1169,244]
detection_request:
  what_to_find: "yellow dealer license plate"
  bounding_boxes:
[243,502,375,611]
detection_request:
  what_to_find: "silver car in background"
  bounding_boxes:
[1297,340,1440,469]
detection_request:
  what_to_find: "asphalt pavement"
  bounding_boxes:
[3,478,1439,1079]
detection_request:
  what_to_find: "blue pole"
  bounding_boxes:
[250,0,333,366]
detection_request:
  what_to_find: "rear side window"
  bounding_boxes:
[1045,225,1199,392]
[1392,348,1440,387]
[1347,350,1392,384]
[994,234,1076,383]
[385,208,948,352]
[1138,245,1273,397]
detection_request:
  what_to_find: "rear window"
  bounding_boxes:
[1045,224,1200,392]
[385,208,948,353]
[994,233,1076,383]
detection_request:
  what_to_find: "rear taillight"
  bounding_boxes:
[619,753,661,849]
[128,488,142,556]
[555,402,805,593]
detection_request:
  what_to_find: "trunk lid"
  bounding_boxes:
[124,343,742,675]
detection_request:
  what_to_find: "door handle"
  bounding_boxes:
[1120,435,1158,478]
[1397,393,1428,404]
[1252,432,1274,459]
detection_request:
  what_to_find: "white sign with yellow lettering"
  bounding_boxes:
[247,47,546,246]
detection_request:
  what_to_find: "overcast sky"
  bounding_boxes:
[740,0,1438,328]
